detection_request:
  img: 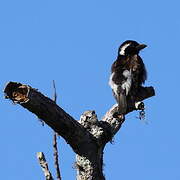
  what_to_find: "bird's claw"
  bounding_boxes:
[113,112,124,119]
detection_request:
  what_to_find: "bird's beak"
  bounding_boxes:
[136,44,147,51]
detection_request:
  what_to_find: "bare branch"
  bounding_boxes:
[101,86,155,140]
[53,134,61,180]
[4,81,155,180]
[52,80,57,102]
[52,80,62,180]
[37,152,54,180]
[4,82,95,155]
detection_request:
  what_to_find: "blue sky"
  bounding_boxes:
[1,0,180,179]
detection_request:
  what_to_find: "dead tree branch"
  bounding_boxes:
[37,152,54,180]
[4,81,155,180]
[52,80,62,180]
[53,133,61,180]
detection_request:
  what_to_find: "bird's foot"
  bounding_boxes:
[113,112,124,119]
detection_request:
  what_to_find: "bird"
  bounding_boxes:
[109,40,147,115]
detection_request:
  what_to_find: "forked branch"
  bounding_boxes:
[4,81,155,180]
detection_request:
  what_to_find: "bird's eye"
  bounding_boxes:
[125,46,137,55]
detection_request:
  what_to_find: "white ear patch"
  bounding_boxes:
[119,43,130,55]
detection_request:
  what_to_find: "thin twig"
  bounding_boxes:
[52,80,57,102]
[52,80,62,180]
[53,133,61,180]
[37,152,54,180]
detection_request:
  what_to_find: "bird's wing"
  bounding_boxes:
[138,56,147,84]
[110,59,131,114]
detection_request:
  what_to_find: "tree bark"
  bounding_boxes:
[37,152,54,180]
[4,82,155,180]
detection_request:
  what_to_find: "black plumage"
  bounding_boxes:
[109,40,147,114]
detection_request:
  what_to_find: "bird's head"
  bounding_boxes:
[118,40,147,56]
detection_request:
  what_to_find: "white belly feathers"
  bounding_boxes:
[109,72,119,96]
[109,70,132,96]
[121,70,132,95]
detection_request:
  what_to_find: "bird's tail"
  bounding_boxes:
[117,92,127,115]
